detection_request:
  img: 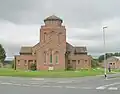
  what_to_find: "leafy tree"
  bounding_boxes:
[98,55,104,62]
[91,59,99,68]
[0,44,6,63]
[114,52,119,56]
[98,53,111,62]
[98,52,120,62]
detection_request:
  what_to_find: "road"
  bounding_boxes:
[0,74,120,94]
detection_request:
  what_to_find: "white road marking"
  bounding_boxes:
[31,83,39,84]
[81,87,93,89]
[41,85,93,90]
[1,82,13,85]
[12,84,21,86]
[32,85,40,87]
[105,78,120,80]
[96,82,120,90]
[1,82,21,86]
[102,83,120,87]
[65,86,76,89]
[22,84,30,87]
[96,87,106,90]
[58,81,74,83]
[41,85,51,87]
[31,78,44,80]
[108,87,118,90]
[1,81,120,91]
[51,86,62,88]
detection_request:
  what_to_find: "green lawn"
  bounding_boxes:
[0,68,118,78]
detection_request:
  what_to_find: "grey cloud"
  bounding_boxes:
[0,0,46,24]
[1,40,38,57]
[0,0,120,27]
[2,43,20,57]
[69,32,118,41]
[67,26,120,41]
[53,0,120,27]
[69,35,102,41]
[1,0,120,57]
[87,38,120,55]
[88,44,120,55]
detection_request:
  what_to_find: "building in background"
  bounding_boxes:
[102,56,120,69]
[14,15,92,70]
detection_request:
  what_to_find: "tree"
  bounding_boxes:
[114,52,119,56]
[98,53,110,62]
[0,44,6,63]
[98,55,104,62]
[98,52,120,63]
[91,59,99,68]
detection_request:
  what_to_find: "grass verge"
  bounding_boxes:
[0,68,118,78]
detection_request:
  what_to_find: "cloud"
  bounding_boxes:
[67,17,120,56]
[0,20,39,44]
[0,0,120,57]
[0,20,40,57]
[1,0,120,26]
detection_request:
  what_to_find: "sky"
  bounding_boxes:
[0,0,120,59]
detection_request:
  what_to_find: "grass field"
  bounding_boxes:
[0,68,118,78]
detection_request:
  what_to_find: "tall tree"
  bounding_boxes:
[0,44,6,63]
[98,55,104,62]
[114,52,119,56]
[98,52,120,62]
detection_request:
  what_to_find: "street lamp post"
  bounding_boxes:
[103,26,107,79]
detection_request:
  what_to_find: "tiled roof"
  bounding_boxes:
[66,42,87,54]
[113,56,120,60]
[20,47,32,54]
[44,15,62,21]
[74,47,87,53]
[33,42,40,48]
[66,42,74,52]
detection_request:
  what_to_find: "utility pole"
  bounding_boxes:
[103,26,107,79]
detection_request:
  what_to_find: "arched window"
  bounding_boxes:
[56,55,58,64]
[50,49,52,64]
[55,51,59,64]
[44,51,46,64]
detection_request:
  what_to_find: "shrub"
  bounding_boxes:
[30,63,37,71]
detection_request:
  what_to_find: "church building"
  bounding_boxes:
[14,15,92,70]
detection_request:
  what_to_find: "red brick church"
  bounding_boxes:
[14,15,92,70]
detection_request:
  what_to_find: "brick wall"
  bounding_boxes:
[15,55,36,70]
[68,54,92,70]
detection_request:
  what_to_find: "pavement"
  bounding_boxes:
[0,73,120,94]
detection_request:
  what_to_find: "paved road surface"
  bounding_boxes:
[0,73,120,94]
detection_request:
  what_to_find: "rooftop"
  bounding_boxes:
[44,15,63,22]
[20,46,32,54]
[113,56,120,60]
